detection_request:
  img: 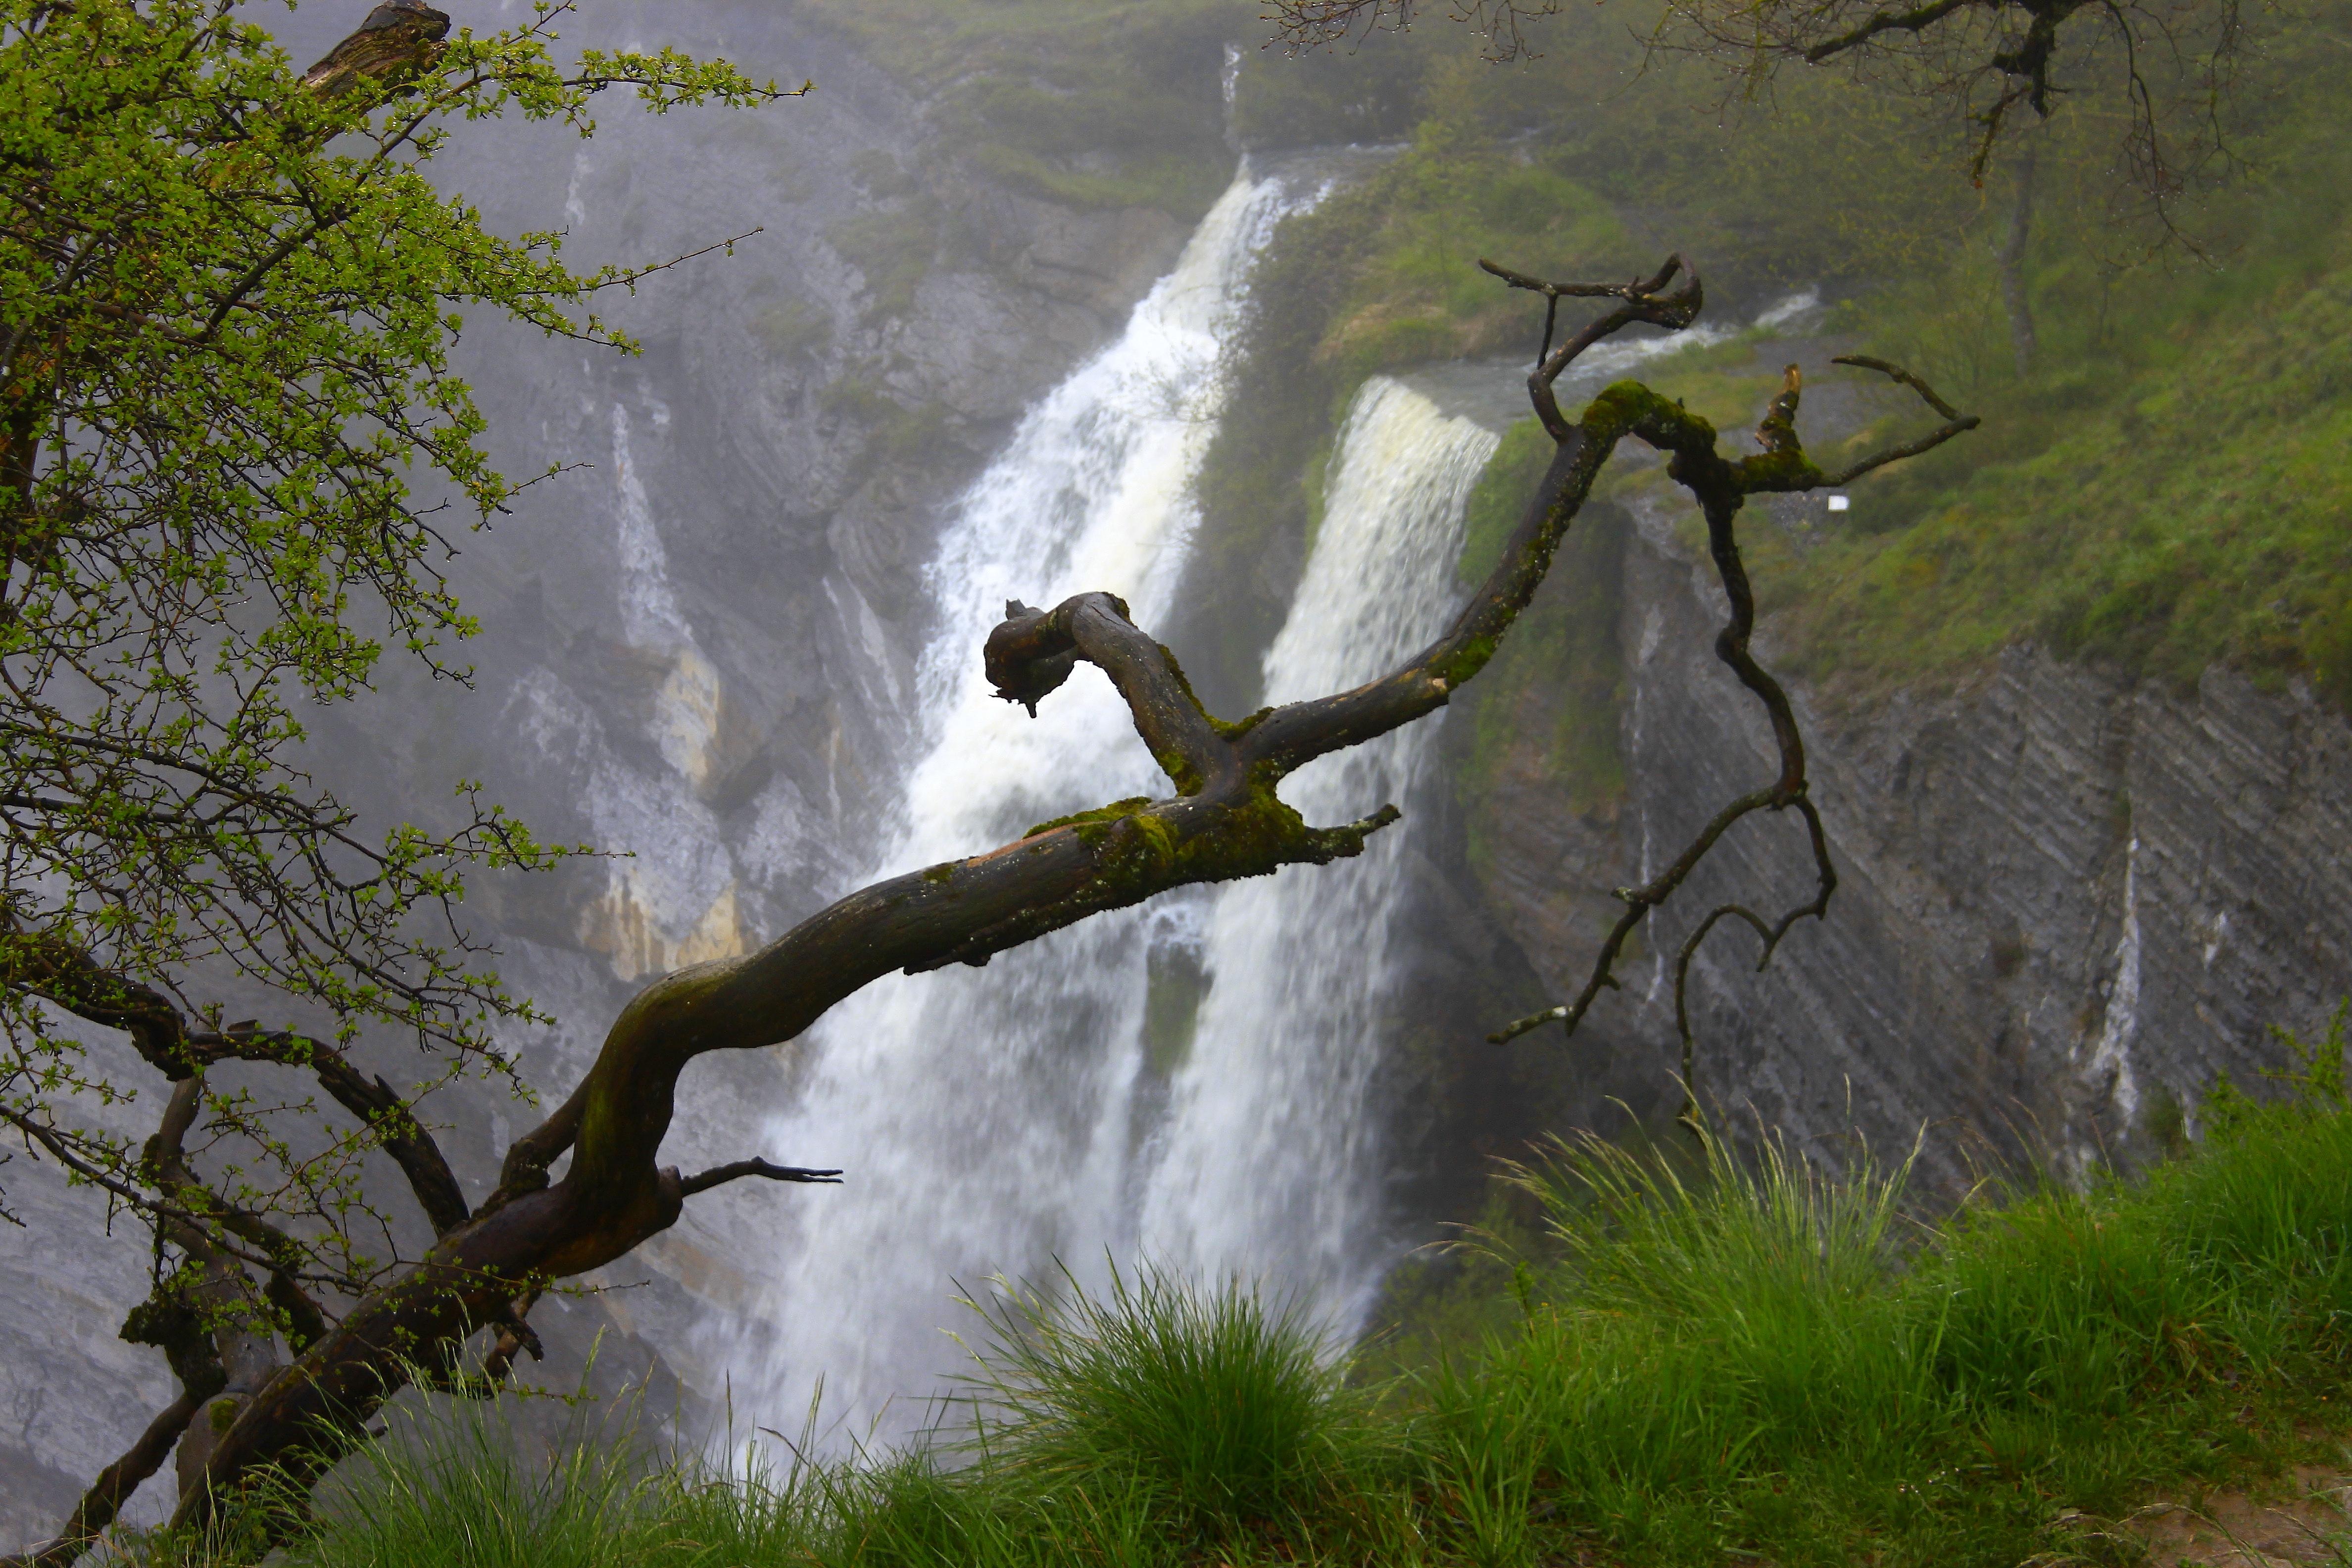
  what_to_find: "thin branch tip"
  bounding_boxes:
[677,1158,844,1197]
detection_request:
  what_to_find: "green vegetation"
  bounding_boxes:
[789,0,1237,218]
[1749,147,2352,697]
[957,1267,1384,1536]
[1301,124,1636,382]
[1178,4,1960,713]
[1184,0,2352,726]
[1453,422,1631,880]
[1508,131,2352,701]
[140,1036,2352,1567]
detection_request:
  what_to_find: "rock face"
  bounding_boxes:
[1467,499,2352,1193]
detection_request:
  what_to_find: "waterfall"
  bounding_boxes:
[701,194,1824,1434]
[721,165,1312,1437]
[1138,378,1498,1306]
[719,151,1505,1438]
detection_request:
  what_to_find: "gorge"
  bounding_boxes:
[6,0,2350,1546]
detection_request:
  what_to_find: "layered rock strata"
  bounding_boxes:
[1470,501,2352,1193]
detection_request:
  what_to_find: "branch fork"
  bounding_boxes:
[1467,256,1973,1134]
[19,244,1976,1556]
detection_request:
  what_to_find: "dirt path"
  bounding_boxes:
[2102,1465,2352,1567]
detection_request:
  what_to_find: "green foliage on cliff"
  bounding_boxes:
[789,0,1237,218]
[197,1049,2352,1568]
[1186,0,2352,719]
[1177,0,1974,719]
[1746,131,2352,698]
[1463,6,2352,704]
[826,189,947,323]
[1304,124,1635,380]
[817,0,2352,706]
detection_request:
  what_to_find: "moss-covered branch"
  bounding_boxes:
[158,255,1974,1548]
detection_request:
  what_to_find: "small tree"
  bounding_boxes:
[3,4,1977,1559]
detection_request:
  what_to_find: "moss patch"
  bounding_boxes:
[1024,795,1155,845]
[1452,423,1633,879]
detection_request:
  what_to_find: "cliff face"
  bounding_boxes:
[1466,498,2352,1191]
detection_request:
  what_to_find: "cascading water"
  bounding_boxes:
[1136,379,1498,1305]
[719,151,1821,1440]
[718,154,1499,1438]
[718,164,1313,1437]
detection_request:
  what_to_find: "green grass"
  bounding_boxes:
[122,1023,2352,1568]
[953,1266,1391,1541]
[1422,1017,2352,1565]
[1747,198,2352,698]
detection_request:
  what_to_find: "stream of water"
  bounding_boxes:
[715,167,1505,1442]
[1135,379,1497,1303]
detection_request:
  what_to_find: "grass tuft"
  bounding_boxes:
[954,1264,1391,1541]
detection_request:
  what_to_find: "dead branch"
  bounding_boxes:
[1471,272,1972,1134]
[676,1158,845,1197]
[121,249,1972,1546]
[477,1290,544,1386]
[1478,254,1704,441]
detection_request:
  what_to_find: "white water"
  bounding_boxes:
[719,166,1309,1437]
[2077,835,2144,1167]
[718,168,1504,1442]
[1136,378,1498,1305]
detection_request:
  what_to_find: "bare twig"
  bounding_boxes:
[675,1158,844,1197]
[1472,268,1973,1134]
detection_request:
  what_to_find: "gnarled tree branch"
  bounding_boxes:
[154,254,1974,1545]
